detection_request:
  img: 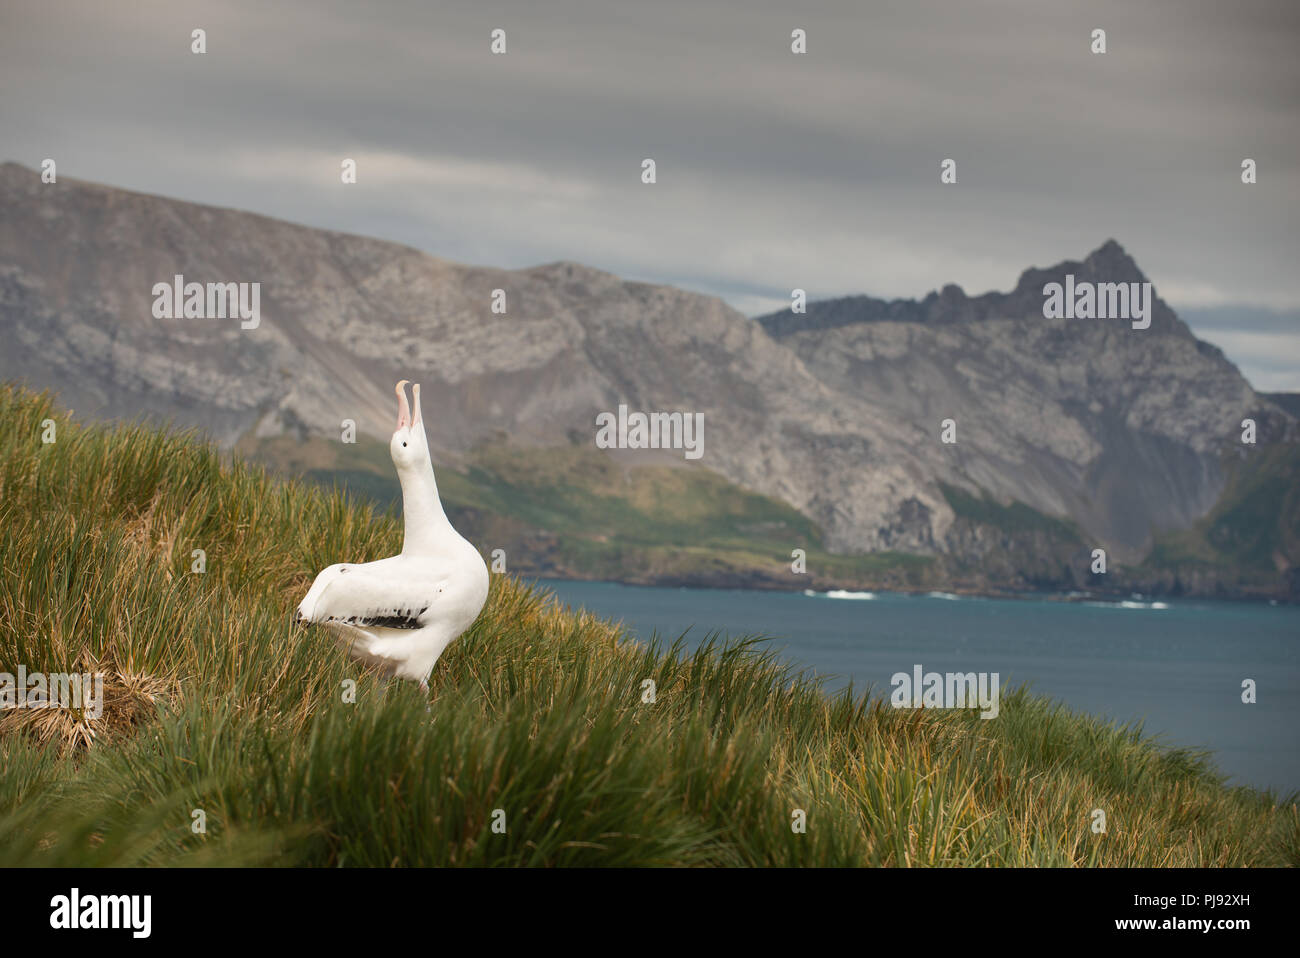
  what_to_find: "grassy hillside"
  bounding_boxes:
[243,431,1298,600]
[2,384,1296,866]
[1138,444,1300,597]
[939,482,1085,542]
[240,433,937,590]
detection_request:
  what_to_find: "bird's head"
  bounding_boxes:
[389,379,429,472]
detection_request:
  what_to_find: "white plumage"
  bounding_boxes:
[296,380,489,689]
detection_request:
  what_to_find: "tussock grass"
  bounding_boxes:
[0,384,1295,866]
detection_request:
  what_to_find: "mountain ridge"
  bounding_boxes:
[1,161,1294,595]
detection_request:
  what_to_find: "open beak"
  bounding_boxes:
[395,380,411,430]
[412,383,422,427]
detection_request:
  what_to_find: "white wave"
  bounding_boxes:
[825,589,877,600]
[1086,599,1170,610]
[926,591,961,601]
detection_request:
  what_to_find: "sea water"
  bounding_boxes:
[534,579,1300,794]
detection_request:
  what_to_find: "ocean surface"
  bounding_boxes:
[532,579,1300,794]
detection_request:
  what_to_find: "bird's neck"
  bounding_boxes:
[399,459,456,555]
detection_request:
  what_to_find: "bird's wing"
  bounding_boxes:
[299,557,455,630]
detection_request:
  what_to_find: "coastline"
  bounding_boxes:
[510,565,1296,606]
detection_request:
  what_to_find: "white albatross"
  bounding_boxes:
[296,380,489,691]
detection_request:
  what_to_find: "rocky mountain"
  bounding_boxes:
[1,162,1294,595]
[756,242,1294,561]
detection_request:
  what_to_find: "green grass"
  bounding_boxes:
[245,432,937,588]
[248,434,1297,599]
[1142,444,1300,588]
[939,482,1084,543]
[1,384,1296,866]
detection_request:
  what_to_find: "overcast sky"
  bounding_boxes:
[3,0,1298,388]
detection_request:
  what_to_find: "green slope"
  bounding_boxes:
[240,432,936,590]
[1139,444,1300,596]
[240,427,1299,598]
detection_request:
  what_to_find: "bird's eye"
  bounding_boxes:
[402,442,407,447]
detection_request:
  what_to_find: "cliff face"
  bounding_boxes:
[1,162,1292,575]
[757,240,1293,561]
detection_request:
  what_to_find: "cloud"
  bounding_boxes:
[2,0,1298,379]
[1198,331,1300,391]
[1178,306,1300,334]
[1177,307,1300,390]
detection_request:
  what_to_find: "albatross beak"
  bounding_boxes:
[412,383,422,427]
[395,380,411,430]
